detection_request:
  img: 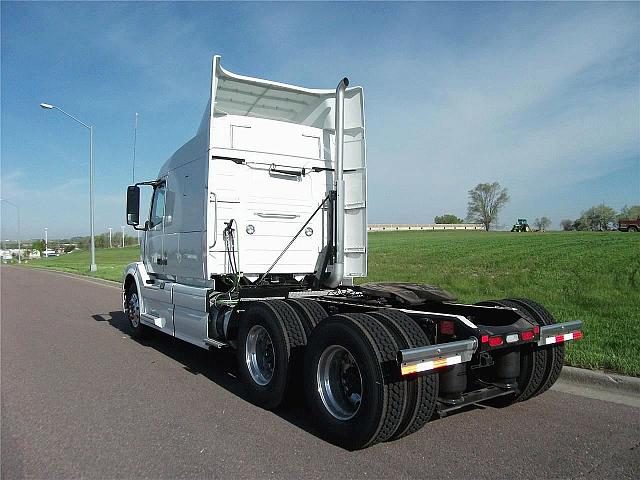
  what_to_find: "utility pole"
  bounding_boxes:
[40,103,97,272]
[121,226,125,247]
[133,112,141,246]
[45,227,48,258]
[108,227,113,248]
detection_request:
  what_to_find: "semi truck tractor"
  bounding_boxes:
[123,56,583,450]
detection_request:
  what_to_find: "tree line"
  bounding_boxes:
[433,181,639,232]
[560,204,640,231]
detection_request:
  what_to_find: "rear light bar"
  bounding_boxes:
[398,338,477,376]
[537,320,583,346]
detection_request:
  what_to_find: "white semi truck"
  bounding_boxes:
[123,56,583,450]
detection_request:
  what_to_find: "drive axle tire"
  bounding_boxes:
[369,310,438,440]
[125,283,146,340]
[480,300,548,406]
[237,300,306,410]
[285,298,326,336]
[510,298,565,397]
[304,313,407,450]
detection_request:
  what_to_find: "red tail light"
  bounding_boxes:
[488,336,504,347]
[481,335,489,343]
[521,330,534,341]
[533,325,540,334]
[573,331,583,340]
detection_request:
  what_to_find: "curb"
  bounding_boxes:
[559,366,640,395]
[8,265,121,289]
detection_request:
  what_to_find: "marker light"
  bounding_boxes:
[521,330,535,341]
[488,336,504,347]
[246,224,255,235]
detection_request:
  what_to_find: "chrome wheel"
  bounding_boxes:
[245,325,275,386]
[317,345,363,421]
[127,292,140,328]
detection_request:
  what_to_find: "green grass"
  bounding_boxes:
[21,231,640,375]
[359,231,640,376]
[24,246,140,282]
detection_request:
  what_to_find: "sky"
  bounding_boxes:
[1,1,639,239]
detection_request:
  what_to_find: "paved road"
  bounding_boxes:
[2,266,638,479]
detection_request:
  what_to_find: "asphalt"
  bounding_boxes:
[2,266,639,479]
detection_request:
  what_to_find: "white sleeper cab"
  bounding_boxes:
[123,56,582,450]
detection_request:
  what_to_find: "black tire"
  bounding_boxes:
[369,309,438,440]
[509,298,565,397]
[629,225,638,232]
[237,300,306,410]
[304,313,407,450]
[285,298,326,337]
[477,300,547,406]
[124,283,146,340]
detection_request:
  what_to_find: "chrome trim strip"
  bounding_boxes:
[398,337,478,366]
[537,320,583,346]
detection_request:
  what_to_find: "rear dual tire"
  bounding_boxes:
[237,303,439,449]
[236,300,307,410]
[479,298,565,406]
[304,313,408,450]
[510,298,565,396]
[369,310,438,440]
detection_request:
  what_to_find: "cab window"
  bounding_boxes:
[149,184,166,228]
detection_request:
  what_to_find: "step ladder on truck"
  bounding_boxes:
[123,55,582,450]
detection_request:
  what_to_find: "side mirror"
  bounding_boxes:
[126,186,140,226]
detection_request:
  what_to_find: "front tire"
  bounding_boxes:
[125,284,146,339]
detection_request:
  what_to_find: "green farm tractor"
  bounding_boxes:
[511,218,531,232]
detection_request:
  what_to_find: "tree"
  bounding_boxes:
[579,204,617,231]
[560,219,573,231]
[434,214,463,224]
[534,217,551,232]
[619,205,640,220]
[32,239,45,253]
[466,182,510,231]
[572,218,587,231]
[95,233,108,249]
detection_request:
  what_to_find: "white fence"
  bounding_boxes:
[368,223,484,232]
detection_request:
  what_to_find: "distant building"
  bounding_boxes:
[368,223,484,232]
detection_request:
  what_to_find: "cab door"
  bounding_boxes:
[144,181,166,274]
[141,180,174,335]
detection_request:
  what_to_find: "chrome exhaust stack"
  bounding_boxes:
[323,77,349,288]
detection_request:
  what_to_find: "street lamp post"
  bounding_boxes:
[40,103,96,272]
[108,227,113,248]
[121,226,125,247]
[0,199,21,263]
[44,227,48,258]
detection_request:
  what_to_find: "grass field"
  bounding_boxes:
[24,246,140,282]
[362,231,640,376]
[22,231,640,375]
